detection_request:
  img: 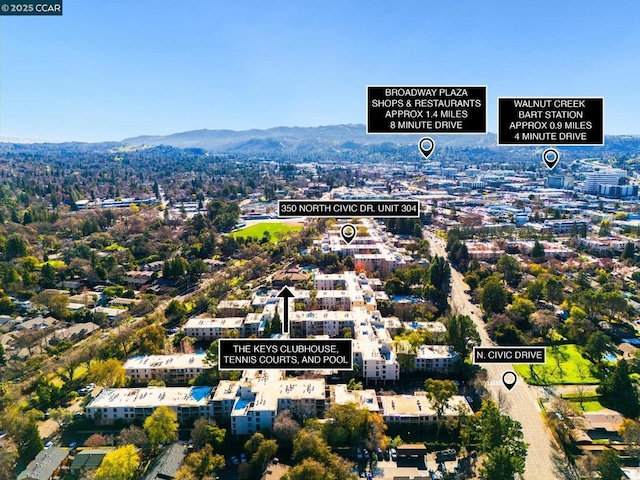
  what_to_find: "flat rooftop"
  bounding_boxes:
[124,353,207,370]
[290,310,366,322]
[218,299,252,309]
[331,384,379,411]
[277,379,325,400]
[87,386,212,409]
[212,381,240,401]
[416,345,458,360]
[183,315,245,329]
[380,394,470,417]
[253,390,279,411]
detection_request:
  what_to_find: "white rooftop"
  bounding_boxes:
[218,299,252,309]
[87,386,212,409]
[380,394,470,417]
[416,345,458,360]
[124,353,207,371]
[331,384,379,411]
[277,379,325,400]
[183,315,244,329]
[212,380,240,401]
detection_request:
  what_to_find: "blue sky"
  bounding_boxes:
[1,0,639,141]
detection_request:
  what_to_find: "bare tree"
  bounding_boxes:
[575,452,597,479]
[497,390,512,414]
[575,385,589,412]
[85,433,108,447]
[273,410,301,451]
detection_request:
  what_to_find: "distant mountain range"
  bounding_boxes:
[121,125,640,161]
[122,124,497,153]
[2,125,638,163]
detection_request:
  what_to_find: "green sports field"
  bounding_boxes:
[231,222,302,241]
[514,344,599,385]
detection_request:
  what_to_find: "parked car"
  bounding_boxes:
[230,455,240,466]
[390,448,397,461]
[240,452,247,463]
[376,447,383,460]
[435,448,457,462]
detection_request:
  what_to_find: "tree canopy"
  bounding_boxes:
[597,360,640,417]
[144,405,179,447]
[94,445,140,480]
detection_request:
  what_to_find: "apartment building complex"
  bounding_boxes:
[124,353,208,385]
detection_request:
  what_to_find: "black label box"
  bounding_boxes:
[278,200,420,218]
[219,339,353,370]
[367,86,487,134]
[498,97,604,145]
[473,346,546,364]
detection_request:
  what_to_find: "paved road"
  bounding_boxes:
[426,231,571,480]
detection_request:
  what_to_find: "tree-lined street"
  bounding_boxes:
[426,231,567,480]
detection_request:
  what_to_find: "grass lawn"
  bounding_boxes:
[73,365,88,381]
[570,400,605,412]
[561,393,605,412]
[48,374,65,388]
[231,222,301,242]
[48,364,89,388]
[514,344,599,385]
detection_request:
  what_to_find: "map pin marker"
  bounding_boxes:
[502,371,517,391]
[543,148,560,170]
[418,137,435,160]
[340,224,357,245]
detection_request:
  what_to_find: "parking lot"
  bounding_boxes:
[356,455,468,479]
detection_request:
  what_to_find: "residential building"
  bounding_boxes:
[330,384,379,412]
[86,386,213,424]
[290,310,359,337]
[183,315,245,340]
[90,306,128,322]
[379,393,471,426]
[124,353,208,385]
[142,443,187,480]
[213,370,327,435]
[17,448,69,480]
[584,169,627,194]
[352,319,400,382]
[599,184,638,199]
[415,345,459,372]
[547,175,574,189]
[542,219,589,235]
[466,241,502,260]
[217,299,252,316]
